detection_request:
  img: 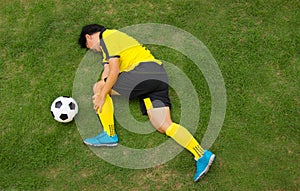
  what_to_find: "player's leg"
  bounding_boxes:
[144,99,204,159]
[93,80,116,137]
[85,65,142,147]
[144,98,215,182]
[96,94,116,136]
[83,80,118,147]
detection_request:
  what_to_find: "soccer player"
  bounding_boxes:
[78,24,215,182]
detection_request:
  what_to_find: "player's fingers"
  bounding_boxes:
[98,105,102,113]
[93,100,99,110]
[93,103,98,111]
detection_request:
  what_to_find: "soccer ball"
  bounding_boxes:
[51,96,78,123]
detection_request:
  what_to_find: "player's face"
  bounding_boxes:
[85,32,100,51]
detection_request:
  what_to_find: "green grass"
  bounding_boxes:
[1,0,299,190]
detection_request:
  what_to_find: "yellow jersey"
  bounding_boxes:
[100,29,162,72]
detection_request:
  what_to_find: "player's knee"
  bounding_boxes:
[154,120,172,134]
[143,98,172,134]
[154,124,164,133]
[157,129,166,134]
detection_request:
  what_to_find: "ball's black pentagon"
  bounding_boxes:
[69,102,76,110]
[60,114,68,120]
[55,101,63,108]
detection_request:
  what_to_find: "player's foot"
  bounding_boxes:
[83,131,118,147]
[194,150,216,182]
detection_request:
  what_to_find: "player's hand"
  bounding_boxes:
[92,94,105,113]
[93,80,105,95]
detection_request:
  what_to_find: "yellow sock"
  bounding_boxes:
[166,123,204,160]
[97,95,116,136]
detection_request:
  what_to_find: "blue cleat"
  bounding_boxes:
[194,150,216,182]
[83,131,118,147]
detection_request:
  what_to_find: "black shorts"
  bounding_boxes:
[112,62,171,115]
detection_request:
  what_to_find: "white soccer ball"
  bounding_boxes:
[51,96,78,123]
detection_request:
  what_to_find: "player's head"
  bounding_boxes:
[78,24,105,49]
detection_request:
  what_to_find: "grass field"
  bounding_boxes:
[1,0,299,190]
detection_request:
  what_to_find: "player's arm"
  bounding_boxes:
[101,58,120,95]
[101,63,109,80]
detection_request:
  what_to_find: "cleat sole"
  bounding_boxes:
[83,141,118,147]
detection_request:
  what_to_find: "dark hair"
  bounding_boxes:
[78,24,106,48]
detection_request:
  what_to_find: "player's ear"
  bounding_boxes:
[85,34,91,40]
[85,34,93,48]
